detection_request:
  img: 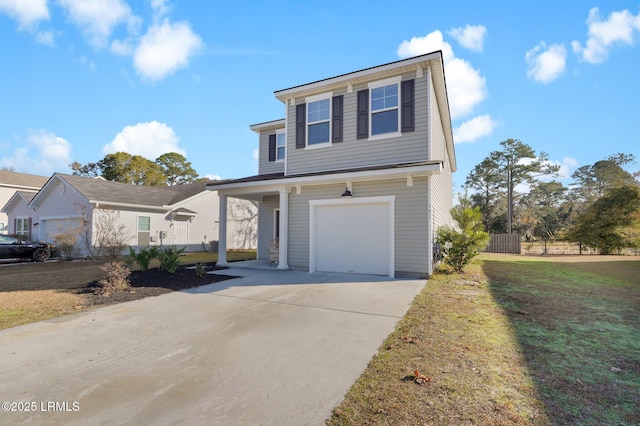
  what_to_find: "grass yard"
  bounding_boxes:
[0,249,256,330]
[328,253,640,425]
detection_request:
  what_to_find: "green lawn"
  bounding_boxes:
[328,254,640,425]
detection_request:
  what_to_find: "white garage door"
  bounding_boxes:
[40,218,82,244]
[311,197,394,277]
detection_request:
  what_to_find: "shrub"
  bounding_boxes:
[98,262,131,295]
[52,228,80,260]
[158,246,185,274]
[127,246,160,271]
[194,263,206,278]
[436,198,490,273]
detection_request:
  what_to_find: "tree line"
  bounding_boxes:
[70,152,200,186]
[464,139,640,254]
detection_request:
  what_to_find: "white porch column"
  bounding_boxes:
[217,193,228,267]
[278,187,289,269]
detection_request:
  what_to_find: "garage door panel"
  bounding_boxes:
[314,201,391,276]
[41,219,82,244]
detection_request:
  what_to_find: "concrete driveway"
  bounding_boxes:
[0,269,425,425]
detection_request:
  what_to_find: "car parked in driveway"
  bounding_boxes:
[0,235,52,262]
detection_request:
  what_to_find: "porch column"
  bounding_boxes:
[278,187,289,269]
[217,193,228,267]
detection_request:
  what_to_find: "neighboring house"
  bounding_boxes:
[4,173,256,253]
[208,51,456,277]
[0,170,49,235]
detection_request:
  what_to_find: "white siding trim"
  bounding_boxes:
[309,195,395,277]
[367,75,402,89]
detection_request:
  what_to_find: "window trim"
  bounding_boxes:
[275,130,286,162]
[305,92,333,148]
[137,215,151,232]
[368,76,402,141]
[16,217,30,237]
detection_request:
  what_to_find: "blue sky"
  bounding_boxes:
[1,0,639,192]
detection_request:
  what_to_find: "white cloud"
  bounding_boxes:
[572,7,640,64]
[110,38,134,56]
[526,42,567,83]
[204,173,222,181]
[0,0,49,29]
[448,25,487,52]
[552,157,578,179]
[0,130,72,175]
[150,0,170,20]
[397,30,487,120]
[58,0,141,48]
[453,114,498,143]
[35,30,55,46]
[133,19,203,81]
[103,121,185,159]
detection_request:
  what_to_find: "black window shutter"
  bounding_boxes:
[268,134,276,162]
[356,89,369,139]
[401,79,415,132]
[296,103,306,148]
[332,95,343,143]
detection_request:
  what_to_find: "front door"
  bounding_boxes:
[174,221,188,246]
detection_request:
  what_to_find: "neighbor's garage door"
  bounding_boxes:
[40,218,82,244]
[312,197,393,276]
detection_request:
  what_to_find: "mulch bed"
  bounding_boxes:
[77,263,235,307]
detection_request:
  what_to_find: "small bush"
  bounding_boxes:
[127,246,159,271]
[194,263,206,278]
[98,262,131,295]
[53,228,80,260]
[436,198,489,273]
[158,246,185,274]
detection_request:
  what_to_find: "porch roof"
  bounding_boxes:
[207,160,443,194]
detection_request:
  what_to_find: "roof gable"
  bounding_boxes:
[30,174,213,210]
[1,191,37,213]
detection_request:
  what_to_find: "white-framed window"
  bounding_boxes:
[16,218,29,237]
[0,222,5,234]
[137,215,151,246]
[276,130,286,161]
[138,216,150,232]
[306,93,332,146]
[369,77,401,138]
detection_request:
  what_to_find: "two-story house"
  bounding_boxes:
[208,51,456,277]
[0,170,49,235]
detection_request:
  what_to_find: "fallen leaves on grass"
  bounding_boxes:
[400,336,420,344]
[413,369,431,385]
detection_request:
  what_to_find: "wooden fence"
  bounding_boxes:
[484,233,521,254]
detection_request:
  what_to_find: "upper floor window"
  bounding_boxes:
[295,93,342,149]
[358,77,414,140]
[276,131,286,161]
[307,96,331,145]
[268,130,286,162]
[369,77,401,137]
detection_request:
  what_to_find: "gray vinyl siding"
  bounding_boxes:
[286,178,429,275]
[257,195,278,259]
[285,71,430,176]
[258,129,285,175]
[428,72,454,232]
